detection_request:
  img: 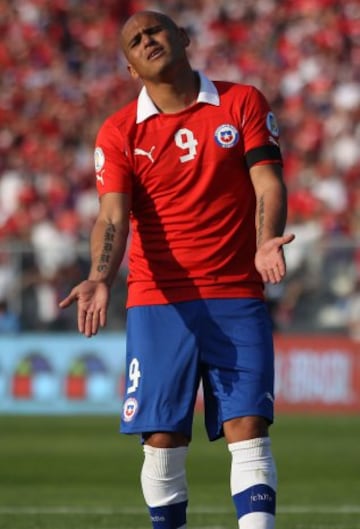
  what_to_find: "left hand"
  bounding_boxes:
[255,233,295,284]
[59,279,110,337]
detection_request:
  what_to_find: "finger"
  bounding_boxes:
[267,268,278,284]
[260,269,271,283]
[84,312,95,337]
[59,294,75,308]
[91,311,100,335]
[78,308,87,334]
[99,308,107,328]
[281,233,295,245]
[275,258,286,277]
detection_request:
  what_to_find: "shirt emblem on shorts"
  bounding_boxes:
[214,124,239,148]
[122,397,138,422]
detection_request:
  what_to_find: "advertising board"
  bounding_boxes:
[0,333,359,414]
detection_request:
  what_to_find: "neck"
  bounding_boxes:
[144,69,200,114]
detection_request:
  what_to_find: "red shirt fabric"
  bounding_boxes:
[94,73,282,307]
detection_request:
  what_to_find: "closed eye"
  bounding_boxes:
[129,34,141,48]
[147,25,163,36]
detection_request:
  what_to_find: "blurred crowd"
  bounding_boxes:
[0,0,359,337]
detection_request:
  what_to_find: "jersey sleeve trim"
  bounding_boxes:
[245,145,282,168]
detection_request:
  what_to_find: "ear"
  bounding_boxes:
[179,27,190,48]
[127,63,139,80]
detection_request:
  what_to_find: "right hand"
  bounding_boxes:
[59,280,110,337]
[255,233,295,284]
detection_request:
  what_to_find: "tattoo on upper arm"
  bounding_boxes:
[97,223,115,273]
[257,197,265,245]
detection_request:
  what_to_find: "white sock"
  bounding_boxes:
[141,445,188,528]
[228,437,277,529]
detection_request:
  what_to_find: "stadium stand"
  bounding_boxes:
[0,0,359,334]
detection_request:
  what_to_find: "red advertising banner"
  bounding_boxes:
[274,335,360,413]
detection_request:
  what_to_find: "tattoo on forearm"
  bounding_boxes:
[257,197,265,245]
[97,223,115,273]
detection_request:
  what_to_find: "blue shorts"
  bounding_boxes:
[121,298,274,441]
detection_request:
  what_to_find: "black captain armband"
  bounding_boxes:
[245,145,282,168]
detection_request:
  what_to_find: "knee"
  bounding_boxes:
[223,416,269,443]
[143,431,190,448]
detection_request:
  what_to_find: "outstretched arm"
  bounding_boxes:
[59,192,130,336]
[249,163,295,284]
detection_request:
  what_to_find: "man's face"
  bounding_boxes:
[120,12,189,81]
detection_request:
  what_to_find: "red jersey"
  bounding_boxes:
[94,72,282,307]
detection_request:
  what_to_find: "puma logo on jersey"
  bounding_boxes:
[134,146,155,163]
[96,171,105,186]
[268,135,279,147]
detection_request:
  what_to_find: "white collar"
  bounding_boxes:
[136,71,220,124]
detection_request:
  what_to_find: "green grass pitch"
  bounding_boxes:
[0,414,359,529]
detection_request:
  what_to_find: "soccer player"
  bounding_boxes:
[59,10,295,529]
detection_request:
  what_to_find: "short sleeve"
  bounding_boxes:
[241,86,282,168]
[94,119,133,196]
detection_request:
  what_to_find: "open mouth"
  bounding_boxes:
[148,47,164,60]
